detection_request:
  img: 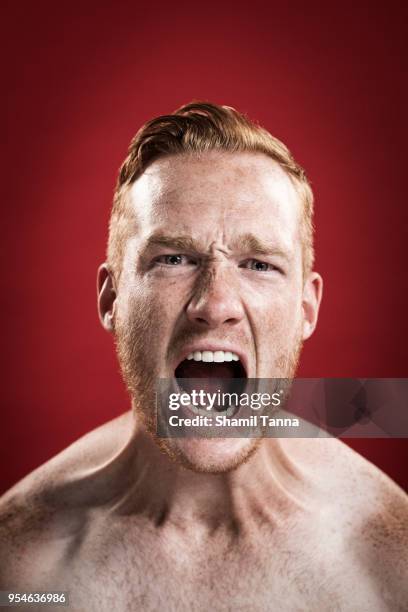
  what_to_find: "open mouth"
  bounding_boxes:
[174,350,247,414]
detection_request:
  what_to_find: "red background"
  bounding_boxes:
[1,1,407,493]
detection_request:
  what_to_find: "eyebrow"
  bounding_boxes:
[142,233,198,252]
[232,233,290,259]
[140,231,291,261]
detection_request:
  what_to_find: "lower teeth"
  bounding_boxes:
[189,404,235,417]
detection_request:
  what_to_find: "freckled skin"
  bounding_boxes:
[115,152,309,470]
[0,152,407,611]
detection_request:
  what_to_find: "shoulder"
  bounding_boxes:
[349,452,408,611]
[0,480,62,588]
[309,438,408,609]
[0,412,133,587]
[302,437,408,523]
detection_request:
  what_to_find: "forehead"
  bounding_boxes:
[127,151,301,250]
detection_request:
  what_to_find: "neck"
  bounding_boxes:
[100,412,314,534]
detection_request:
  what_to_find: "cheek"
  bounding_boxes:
[116,278,180,349]
[251,284,302,324]
[249,288,303,350]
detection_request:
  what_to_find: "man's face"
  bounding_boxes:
[107,151,321,472]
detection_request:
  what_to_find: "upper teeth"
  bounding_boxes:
[186,350,239,363]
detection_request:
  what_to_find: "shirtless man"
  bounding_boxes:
[1,102,407,611]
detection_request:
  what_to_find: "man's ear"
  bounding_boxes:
[302,272,323,340]
[97,263,117,333]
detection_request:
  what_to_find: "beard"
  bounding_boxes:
[113,303,303,474]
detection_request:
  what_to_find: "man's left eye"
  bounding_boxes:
[240,259,275,272]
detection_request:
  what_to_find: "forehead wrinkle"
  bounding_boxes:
[209,244,230,257]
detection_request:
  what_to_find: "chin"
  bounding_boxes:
[157,436,261,474]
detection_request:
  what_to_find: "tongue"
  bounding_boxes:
[177,361,235,379]
[176,361,236,395]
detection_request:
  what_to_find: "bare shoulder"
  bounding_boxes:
[338,442,408,610]
[0,412,132,587]
[295,438,408,609]
[304,437,408,530]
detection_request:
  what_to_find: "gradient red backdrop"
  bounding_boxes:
[1,1,407,493]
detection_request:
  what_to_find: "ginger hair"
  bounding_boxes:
[107,101,314,279]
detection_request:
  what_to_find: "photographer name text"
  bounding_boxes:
[167,414,300,428]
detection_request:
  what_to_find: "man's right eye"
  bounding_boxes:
[154,254,196,266]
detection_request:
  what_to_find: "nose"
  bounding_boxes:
[185,265,244,329]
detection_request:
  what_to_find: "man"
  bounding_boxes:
[1,102,407,611]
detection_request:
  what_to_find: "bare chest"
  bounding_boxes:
[56,518,383,612]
